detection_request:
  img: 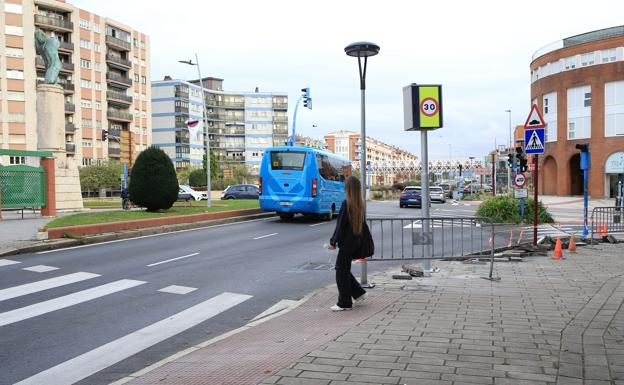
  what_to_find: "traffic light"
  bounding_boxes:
[301,87,312,110]
[303,97,312,109]
[507,153,515,168]
[575,143,589,152]
[101,129,108,141]
[576,143,590,170]
[301,88,310,99]
[519,155,528,172]
[458,164,463,176]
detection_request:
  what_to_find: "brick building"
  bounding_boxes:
[530,25,624,198]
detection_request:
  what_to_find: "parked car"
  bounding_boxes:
[400,186,422,208]
[221,184,260,200]
[429,186,447,203]
[179,185,203,201]
[178,188,195,202]
[462,183,492,194]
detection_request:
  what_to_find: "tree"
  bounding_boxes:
[176,166,199,185]
[79,162,123,193]
[232,165,250,184]
[188,169,207,187]
[202,151,219,181]
[129,146,178,212]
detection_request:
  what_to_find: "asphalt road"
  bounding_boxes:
[0,199,550,385]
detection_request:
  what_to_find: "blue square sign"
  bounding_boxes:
[525,128,545,154]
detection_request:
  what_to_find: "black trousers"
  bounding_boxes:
[335,249,366,308]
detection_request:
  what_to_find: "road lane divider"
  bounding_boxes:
[253,233,278,240]
[0,279,146,327]
[0,272,100,302]
[147,253,199,267]
[309,222,326,227]
[14,292,252,385]
[0,259,21,267]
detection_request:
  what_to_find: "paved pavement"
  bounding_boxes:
[111,242,624,385]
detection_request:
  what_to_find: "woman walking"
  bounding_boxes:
[328,176,368,311]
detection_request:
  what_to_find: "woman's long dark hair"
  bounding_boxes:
[345,176,364,235]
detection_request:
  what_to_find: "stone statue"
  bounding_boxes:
[34,29,61,84]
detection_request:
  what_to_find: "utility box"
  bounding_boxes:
[403,84,443,131]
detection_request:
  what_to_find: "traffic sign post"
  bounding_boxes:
[514,172,527,218]
[523,104,545,245]
[403,84,443,272]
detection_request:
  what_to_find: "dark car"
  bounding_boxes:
[221,184,260,200]
[399,186,422,208]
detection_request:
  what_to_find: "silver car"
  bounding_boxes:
[429,186,446,203]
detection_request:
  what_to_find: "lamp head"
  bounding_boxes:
[344,41,380,58]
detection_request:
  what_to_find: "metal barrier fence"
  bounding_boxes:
[0,165,46,209]
[366,216,506,261]
[590,206,624,239]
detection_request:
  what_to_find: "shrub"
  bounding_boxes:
[188,169,207,188]
[129,146,178,212]
[476,195,554,224]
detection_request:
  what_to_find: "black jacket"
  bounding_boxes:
[330,200,363,253]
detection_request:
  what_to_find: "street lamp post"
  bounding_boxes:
[345,41,379,289]
[179,54,211,208]
[505,109,512,194]
[345,41,380,206]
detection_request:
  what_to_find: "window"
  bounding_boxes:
[584,92,592,107]
[94,43,101,53]
[81,79,92,89]
[140,59,146,67]
[581,52,595,66]
[601,48,616,63]
[567,86,591,139]
[8,112,25,122]
[5,47,23,58]
[81,99,92,108]
[140,41,145,49]
[93,23,100,33]
[82,118,92,127]
[95,120,102,129]
[316,154,351,181]
[82,140,93,147]
[605,81,624,137]
[9,156,26,165]
[564,56,576,70]
[134,74,139,82]
[270,151,306,170]
[133,38,139,47]
[82,158,93,166]
[94,62,101,72]
[7,91,25,101]
[140,76,146,85]
[5,25,23,36]
[80,39,91,49]
[4,3,22,13]
[95,102,102,110]
[6,69,24,79]
[95,82,102,91]
[543,92,557,143]
[80,59,91,69]
[79,19,90,30]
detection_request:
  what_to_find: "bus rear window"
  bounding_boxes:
[270,151,306,170]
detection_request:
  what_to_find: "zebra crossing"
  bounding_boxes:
[520,224,583,238]
[0,258,253,385]
[403,216,480,229]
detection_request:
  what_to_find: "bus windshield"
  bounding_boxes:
[270,151,306,170]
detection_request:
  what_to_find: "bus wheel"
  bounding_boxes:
[279,213,294,220]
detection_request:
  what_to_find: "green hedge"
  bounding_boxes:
[476,195,554,224]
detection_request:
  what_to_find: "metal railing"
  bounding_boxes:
[106,90,132,104]
[59,41,74,51]
[65,123,76,133]
[105,54,132,68]
[65,143,75,153]
[34,14,73,30]
[106,72,132,86]
[590,206,624,239]
[107,109,133,121]
[105,35,131,50]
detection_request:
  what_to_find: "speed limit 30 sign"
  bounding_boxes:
[420,97,438,117]
[514,172,527,188]
[403,84,443,130]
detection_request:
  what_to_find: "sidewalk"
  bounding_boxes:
[118,243,624,385]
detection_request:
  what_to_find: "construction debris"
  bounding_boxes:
[392,274,413,280]
[401,264,424,277]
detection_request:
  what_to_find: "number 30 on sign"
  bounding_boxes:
[420,98,438,116]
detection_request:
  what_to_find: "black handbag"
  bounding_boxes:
[355,222,374,259]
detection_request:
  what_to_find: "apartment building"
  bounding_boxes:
[151,78,288,175]
[324,130,419,184]
[0,0,150,167]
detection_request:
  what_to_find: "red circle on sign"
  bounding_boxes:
[514,173,526,188]
[420,97,438,117]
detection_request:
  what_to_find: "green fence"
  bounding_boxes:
[0,165,46,209]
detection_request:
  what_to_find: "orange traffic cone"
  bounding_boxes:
[597,223,603,237]
[603,223,608,236]
[568,235,577,253]
[552,237,563,260]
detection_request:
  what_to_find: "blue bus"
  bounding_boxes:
[259,146,352,220]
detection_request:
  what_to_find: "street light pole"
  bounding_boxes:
[179,54,211,208]
[345,41,379,289]
[505,109,512,195]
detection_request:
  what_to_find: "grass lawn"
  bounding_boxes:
[45,199,260,229]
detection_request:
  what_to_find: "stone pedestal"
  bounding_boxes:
[36,84,83,211]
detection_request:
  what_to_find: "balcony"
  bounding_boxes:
[59,41,74,52]
[108,147,121,157]
[65,122,76,133]
[64,103,75,113]
[106,72,132,87]
[105,54,132,69]
[109,128,121,139]
[107,109,133,122]
[106,90,132,105]
[105,35,131,51]
[61,62,74,72]
[222,102,245,109]
[273,103,288,110]
[60,81,75,93]
[65,143,75,153]
[34,14,73,31]
[273,116,288,123]
[176,137,190,145]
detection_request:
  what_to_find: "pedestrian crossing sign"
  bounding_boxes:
[524,128,545,154]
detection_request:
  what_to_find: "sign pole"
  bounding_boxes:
[421,129,431,272]
[533,154,539,245]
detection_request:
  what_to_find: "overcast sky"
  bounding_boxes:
[73,0,623,160]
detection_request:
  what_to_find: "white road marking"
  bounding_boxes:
[15,292,252,385]
[147,253,199,267]
[0,279,145,327]
[309,222,326,227]
[253,232,278,240]
[0,272,100,302]
[36,217,274,254]
[22,265,59,273]
[0,259,21,267]
[251,299,298,321]
[158,285,197,295]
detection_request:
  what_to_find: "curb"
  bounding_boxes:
[0,212,275,258]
